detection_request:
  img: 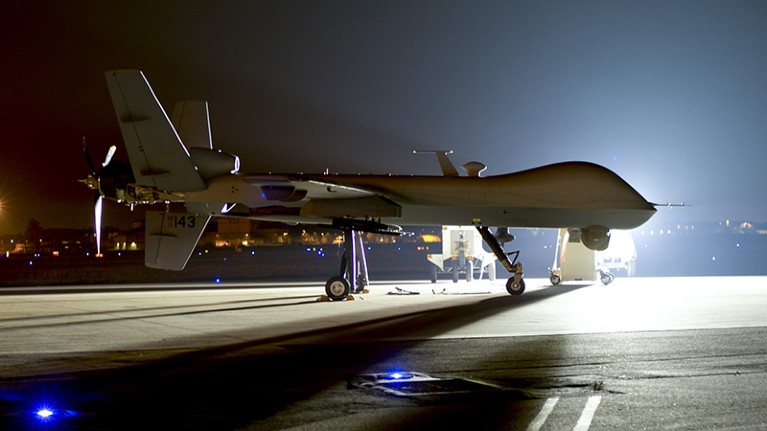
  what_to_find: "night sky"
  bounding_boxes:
[2,1,766,235]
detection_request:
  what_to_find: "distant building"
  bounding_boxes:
[112,220,145,251]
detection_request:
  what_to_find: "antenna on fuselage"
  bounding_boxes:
[461,161,487,177]
[413,150,459,177]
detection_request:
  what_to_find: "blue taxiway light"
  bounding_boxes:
[382,371,414,380]
[32,404,78,422]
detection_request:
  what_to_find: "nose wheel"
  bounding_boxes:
[505,266,526,295]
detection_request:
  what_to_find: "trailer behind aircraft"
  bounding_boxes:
[549,228,637,285]
[427,226,497,283]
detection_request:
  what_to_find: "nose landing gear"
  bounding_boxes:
[505,263,525,295]
[476,226,525,296]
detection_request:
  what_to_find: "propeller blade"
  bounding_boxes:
[94,195,103,256]
[83,137,97,174]
[102,145,117,168]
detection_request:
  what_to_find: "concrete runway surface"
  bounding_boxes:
[1,276,766,430]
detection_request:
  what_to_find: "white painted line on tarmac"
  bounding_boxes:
[573,395,602,431]
[527,396,559,431]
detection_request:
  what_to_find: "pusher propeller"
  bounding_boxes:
[80,137,116,257]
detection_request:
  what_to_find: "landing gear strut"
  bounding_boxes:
[476,226,525,295]
[325,229,369,301]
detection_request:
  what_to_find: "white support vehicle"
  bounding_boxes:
[549,228,637,285]
[427,226,497,283]
[596,229,638,279]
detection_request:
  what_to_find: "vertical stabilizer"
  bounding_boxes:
[171,101,213,149]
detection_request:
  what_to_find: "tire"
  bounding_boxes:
[506,277,525,295]
[465,260,473,282]
[600,271,614,285]
[325,276,350,301]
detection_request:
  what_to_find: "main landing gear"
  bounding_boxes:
[475,226,525,295]
[323,224,525,299]
[325,229,369,301]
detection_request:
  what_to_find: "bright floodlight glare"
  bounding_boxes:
[37,408,54,419]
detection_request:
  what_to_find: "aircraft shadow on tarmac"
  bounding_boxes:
[1,284,590,430]
[0,295,323,331]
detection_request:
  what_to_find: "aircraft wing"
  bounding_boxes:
[242,175,378,200]
[237,175,402,220]
[105,70,206,192]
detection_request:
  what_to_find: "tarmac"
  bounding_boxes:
[1,276,766,430]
